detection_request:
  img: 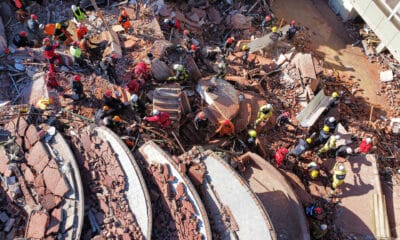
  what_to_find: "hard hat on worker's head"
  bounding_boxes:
[42,37,50,45]
[272,26,278,33]
[72,41,79,46]
[320,224,328,231]
[265,15,271,21]
[218,62,226,69]
[19,31,27,37]
[103,105,110,111]
[261,104,272,113]
[223,119,231,126]
[31,14,37,20]
[111,53,118,59]
[183,29,190,36]
[241,45,249,51]
[366,137,372,144]
[152,109,160,115]
[226,37,233,44]
[332,91,339,98]
[173,64,184,71]
[328,116,336,123]
[163,19,170,24]
[310,170,319,179]
[290,20,296,26]
[334,135,340,140]
[198,111,206,120]
[71,5,77,11]
[346,147,353,154]
[315,207,323,215]
[283,111,290,118]
[122,10,127,16]
[191,44,197,51]
[306,138,312,144]
[73,75,81,81]
[281,148,289,154]
[130,94,138,102]
[323,125,330,133]
[113,115,121,122]
[105,90,112,97]
[248,129,257,138]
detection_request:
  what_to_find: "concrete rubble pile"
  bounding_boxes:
[70,131,143,239]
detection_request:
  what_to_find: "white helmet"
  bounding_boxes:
[131,94,138,102]
[328,117,336,123]
[218,62,226,69]
[71,5,77,11]
[366,137,372,144]
[334,135,340,140]
[173,64,184,71]
[346,147,353,154]
[338,164,345,171]
[152,109,160,115]
[163,19,170,24]
[266,104,272,110]
[320,224,328,231]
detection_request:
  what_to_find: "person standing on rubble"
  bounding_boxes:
[76,23,88,40]
[53,22,73,46]
[317,125,332,145]
[134,62,150,81]
[12,31,35,48]
[43,38,61,73]
[286,20,300,41]
[144,109,171,128]
[330,162,346,195]
[27,14,41,34]
[188,44,202,63]
[71,75,85,100]
[71,5,87,23]
[194,111,209,130]
[318,135,340,156]
[241,45,250,66]
[130,94,146,118]
[355,137,373,154]
[70,41,86,68]
[164,17,182,32]
[255,104,273,125]
[224,37,234,56]
[215,119,235,137]
[289,137,312,158]
[275,147,289,168]
[270,26,283,41]
[215,61,227,79]
[328,91,342,109]
[103,90,124,112]
[118,10,131,33]
[183,30,200,50]
[324,116,338,133]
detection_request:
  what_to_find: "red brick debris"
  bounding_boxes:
[70,132,144,239]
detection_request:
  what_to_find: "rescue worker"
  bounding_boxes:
[286,20,300,40]
[45,71,63,92]
[328,91,342,109]
[99,57,118,83]
[241,44,250,66]
[182,29,200,50]
[27,14,40,33]
[168,64,189,82]
[79,35,104,63]
[261,15,273,33]
[270,26,283,41]
[130,94,146,118]
[194,111,209,130]
[188,44,201,62]
[143,109,171,128]
[289,137,312,158]
[126,79,142,94]
[96,105,115,122]
[255,104,273,125]
[318,125,331,145]
[13,31,34,48]
[355,137,373,154]
[71,5,87,23]
[71,75,85,100]
[224,37,234,56]
[331,162,346,195]
[276,111,295,128]
[54,22,72,45]
[215,61,226,79]
[76,22,88,40]
[43,38,61,73]
[335,146,353,159]
[247,129,257,147]
[118,10,131,32]
[164,17,182,32]
[215,119,235,137]
[103,90,124,112]
[275,147,289,168]
[318,135,340,156]
[323,116,338,132]
[35,97,53,110]
[103,115,122,132]
[308,161,319,180]
[70,41,86,68]
[134,62,150,81]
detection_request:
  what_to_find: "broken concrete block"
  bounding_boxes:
[43,165,69,197]
[227,14,252,29]
[26,212,49,239]
[293,53,316,79]
[380,70,394,82]
[151,59,172,82]
[26,142,50,173]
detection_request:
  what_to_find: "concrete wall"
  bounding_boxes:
[328,0,358,21]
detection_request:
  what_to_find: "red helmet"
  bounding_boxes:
[283,111,290,118]
[191,44,197,51]
[223,119,230,126]
[73,75,81,81]
[226,37,233,44]
[31,14,38,20]
[290,20,296,26]
[265,15,271,21]
[314,207,323,215]
[122,10,127,16]
[19,31,27,37]
[281,148,289,154]
[72,41,79,46]
[105,90,112,97]
[111,53,117,59]
[183,29,190,36]
[198,111,206,120]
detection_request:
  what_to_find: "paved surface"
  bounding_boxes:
[240,153,310,240]
[201,151,276,240]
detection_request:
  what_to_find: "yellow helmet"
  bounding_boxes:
[242,45,249,51]
[113,115,121,122]
[272,26,278,33]
[331,92,339,98]
[306,138,312,144]
[323,125,330,132]
[248,129,257,138]
[310,170,319,179]
[55,23,61,29]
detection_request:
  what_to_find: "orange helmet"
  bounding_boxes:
[103,105,110,111]
[191,44,197,51]
[122,10,127,16]
[113,115,121,122]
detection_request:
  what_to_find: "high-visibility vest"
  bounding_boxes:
[73,7,86,21]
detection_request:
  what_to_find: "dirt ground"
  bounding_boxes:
[273,0,387,111]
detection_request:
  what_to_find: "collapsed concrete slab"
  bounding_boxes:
[292,52,317,80]
[152,88,191,122]
[194,150,276,239]
[296,90,331,128]
[238,152,310,240]
[196,78,240,123]
[247,25,290,53]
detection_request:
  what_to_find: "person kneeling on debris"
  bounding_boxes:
[289,137,312,158]
[130,94,146,118]
[317,125,331,145]
[71,4,87,23]
[118,10,131,32]
[215,119,235,137]
[355,137,373,154]
[335,146,353,159]
[144,109,171,128]
[276,111,295,128]
[168,64,189,82]
[275,147,289,168]
[103,90,124,112]
[318,135,340,156]
[45,71,63,92]
[63,75,85,101]
[270,26,283,41]
[331,162,346,195]
[194,111,209,130]
[255,104,273,125]
[27,14,41,33]
[53,22,72,46]
[95,105,115,122]
[134,62,150,81]
[103,115,122,131]
[164,17,182,32]
[308,161,320,180]
[13,31,34,48]
[328,91,342,109]
[43,38,61,72]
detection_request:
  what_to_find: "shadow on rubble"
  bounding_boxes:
[340,173,374,198]
[333,205,374,238]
